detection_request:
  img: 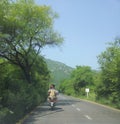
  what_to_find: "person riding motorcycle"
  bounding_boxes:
[48,84,58,103]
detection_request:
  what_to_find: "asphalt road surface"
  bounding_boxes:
[22,94,120,124]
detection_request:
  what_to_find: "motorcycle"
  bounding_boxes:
[48,96,56,110]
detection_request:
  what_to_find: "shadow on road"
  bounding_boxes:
[42,98,81,107]
[22,104,64,124]
[22,96,82,124]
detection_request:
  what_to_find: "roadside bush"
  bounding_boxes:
[0,58,49,123]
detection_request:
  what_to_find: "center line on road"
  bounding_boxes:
[76,108,81,111]
[84,115,92,120]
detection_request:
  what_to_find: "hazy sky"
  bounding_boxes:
[35,0,120,70]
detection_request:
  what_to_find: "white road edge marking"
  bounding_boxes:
[76,108,81,111]
[84,115,92,120]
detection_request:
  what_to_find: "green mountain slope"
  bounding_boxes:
[45,58,74,86]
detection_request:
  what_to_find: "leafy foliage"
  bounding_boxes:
[0,0,63,123]
[0,0,63,83]
[97,39,120,108]
[59,79,75,95]
[60,66,94,96]
[0,56,50,124]
[72,66,93,93]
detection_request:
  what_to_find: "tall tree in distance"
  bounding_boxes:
[71,66,93,95]
[0,0,63,83]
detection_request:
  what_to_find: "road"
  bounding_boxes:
[22,94,120,124]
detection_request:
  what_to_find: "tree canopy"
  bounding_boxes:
[97,39,120,107]
[60,66,94,95]
[0,1,63,123]
[0,0,63,83]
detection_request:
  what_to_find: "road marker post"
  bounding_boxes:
[85,88,89,98]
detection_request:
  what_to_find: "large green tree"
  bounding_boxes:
[97,40,120,107]
[72,66,94,95]
[0,0,63,83]
[60,66,94,96]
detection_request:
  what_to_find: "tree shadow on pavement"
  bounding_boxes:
[22,104,64,124]
[22,96,82,124]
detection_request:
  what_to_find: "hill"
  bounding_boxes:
[45,58,74,87]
